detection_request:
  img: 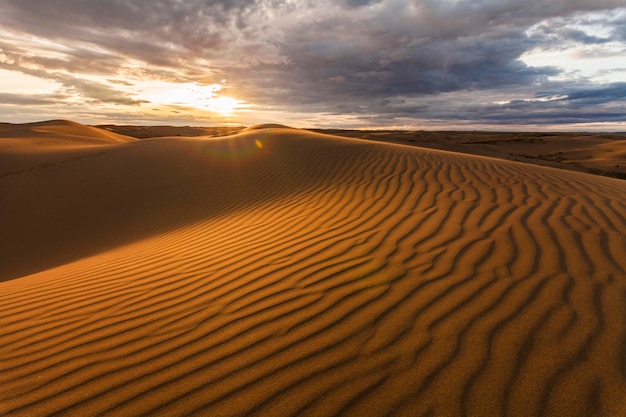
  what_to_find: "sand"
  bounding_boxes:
[1,120,626,416]
[95,124,245,140]
[313,130,626,179]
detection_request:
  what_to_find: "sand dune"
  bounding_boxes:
[0,120,136,148]
[1,122,626,416]
[315,130,626,179]
[95,124,244,139]
[0,120,138,174]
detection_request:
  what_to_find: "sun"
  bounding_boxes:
[136,81,245,115]
[207,96,240,115]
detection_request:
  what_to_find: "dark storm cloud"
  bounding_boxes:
[222,5,563,116]
[270,27,551,100]
[477,106,626,125]
[556,28,610,44]
[530,24,611,44]
[0,0,624,127]
[367,82,626,126]
[340,0,384,8]
[219,1,623,120]
[608,12,626,41]
[561,82,626,105]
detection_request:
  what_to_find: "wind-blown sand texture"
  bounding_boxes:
[314,130,626,180]
[1,121,626,416]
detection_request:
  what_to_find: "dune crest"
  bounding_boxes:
[0,119,136,150]
[1,125,625,416]
[244,123,294,130]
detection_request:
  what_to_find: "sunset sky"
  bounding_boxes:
[0,0,624,130]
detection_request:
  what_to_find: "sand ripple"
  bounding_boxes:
[1,128,625,416]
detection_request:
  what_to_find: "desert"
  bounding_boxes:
[1,120,625,416]
[3,1,626,415]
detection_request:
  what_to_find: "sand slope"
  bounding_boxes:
[1,124,626,416]
[0,120,136,148]
[0,120,138,175]
[95,124,244,139]
[317,130,626,179]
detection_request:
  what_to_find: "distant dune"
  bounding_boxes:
[244,123,294,130]
[1,121,625,416]
[0,119,136,147]
[313,129,626,179]
[95,124,245,139]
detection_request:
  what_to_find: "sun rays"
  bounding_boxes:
[136,81,246,116]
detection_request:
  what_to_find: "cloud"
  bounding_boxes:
[0,56,147,106]
[0,0,280,63]
[340,0,384,8]
[226,4,560,110]
[0,92,68,105]
[379,82,626,126]
[56,74,149,106]
[0,0,624,128]
[561,82,626,105]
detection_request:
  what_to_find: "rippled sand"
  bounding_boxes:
[1,121,625,416]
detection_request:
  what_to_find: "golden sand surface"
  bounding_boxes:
[313,129,626,179]
[1,121,625,416]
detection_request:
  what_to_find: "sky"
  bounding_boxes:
[0,0,625,130]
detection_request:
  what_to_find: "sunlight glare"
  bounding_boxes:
[136,81,244,114]
[207,96,241,115]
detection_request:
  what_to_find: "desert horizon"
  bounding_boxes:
[2,119,626,416]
